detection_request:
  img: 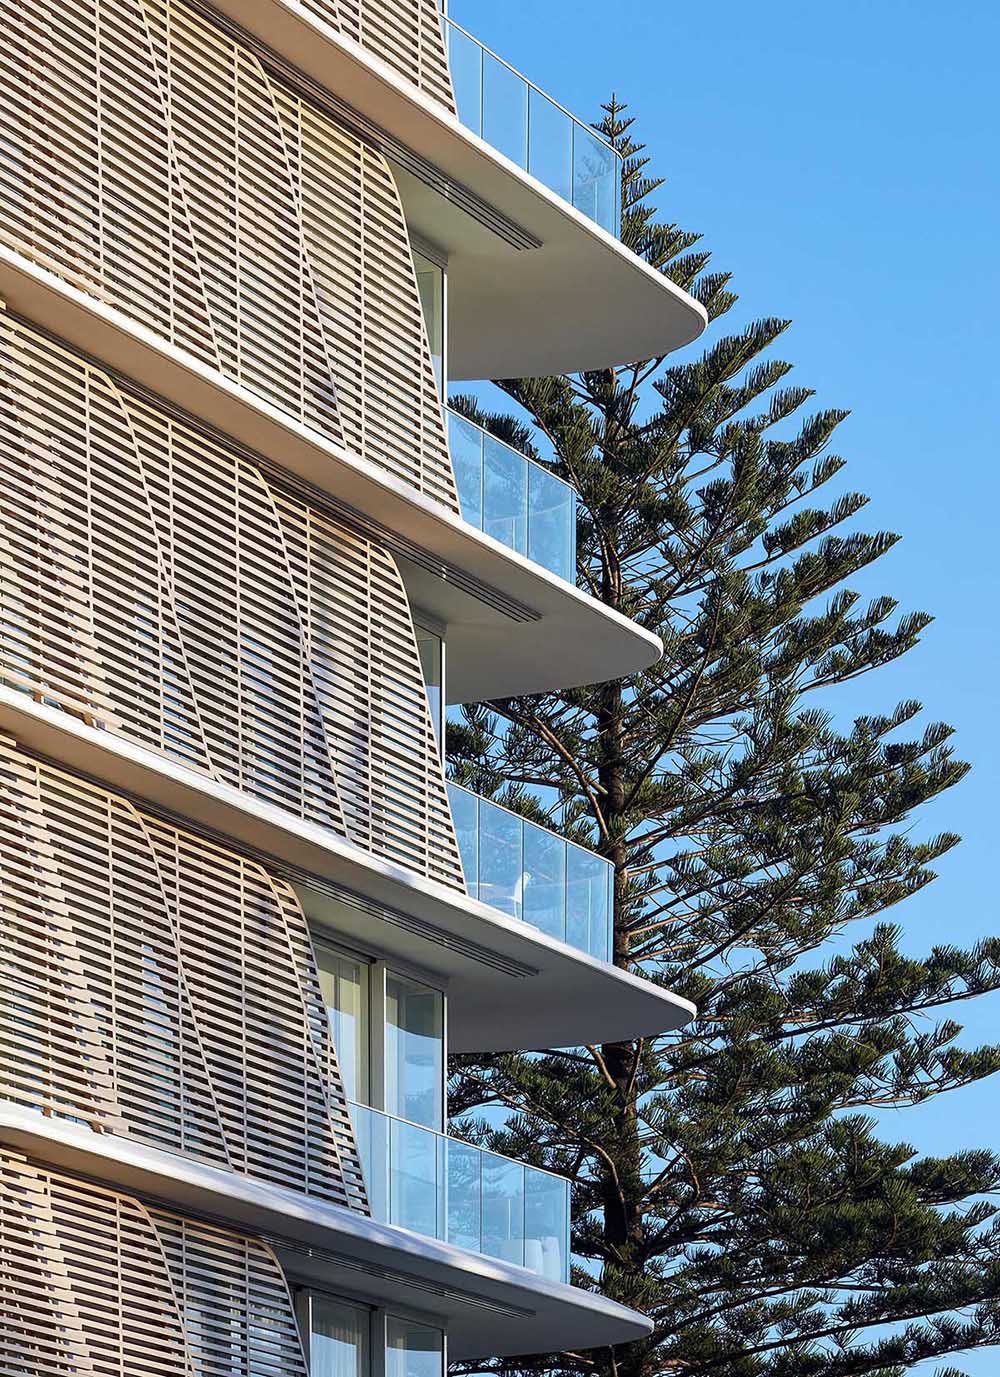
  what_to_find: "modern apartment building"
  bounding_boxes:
[0,0,706,1370]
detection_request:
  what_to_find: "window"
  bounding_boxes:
[312,931,444,1131]
[302,1294,445,1377]
[386,1318,444,1377]
[315,943,370,1105]
[307,1296,368,1377]
[413,621,444,749]
[413,249,445,392]
[385,973,444,1130]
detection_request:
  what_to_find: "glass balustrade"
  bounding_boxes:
[443,18,622,236]
[447,782,613,962]
[350,1101,570,1283]
[447,409,576,582]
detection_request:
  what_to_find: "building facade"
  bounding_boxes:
[0,0,705,1370]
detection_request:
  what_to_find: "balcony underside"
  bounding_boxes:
[205,0,708,378]
[0,1104,652,1360]
[0,690,695,1052]
[0,254,661,703]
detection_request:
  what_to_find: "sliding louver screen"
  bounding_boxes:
[303,0,458,111]
[0,735,369,1213]
[0,0,457,509]
[0,315,464,891]
[0,1150,308,1377]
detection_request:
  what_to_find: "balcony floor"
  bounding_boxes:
[0,262,661,702]
[206,0,708,378]
[0,1102,653,1360]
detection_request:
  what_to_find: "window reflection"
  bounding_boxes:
[305,1298,445,1377]
[385,973,443,1130]
[386,1317,443,1377]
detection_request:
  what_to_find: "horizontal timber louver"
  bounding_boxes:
[303,0,457,112]
[0,315,465,891]
[0,1150,308,1377]
[0,0,458,509]
[0,734,369,1213]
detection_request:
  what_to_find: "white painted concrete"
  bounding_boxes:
[0,1105,653,1359]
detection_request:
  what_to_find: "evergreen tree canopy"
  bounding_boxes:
[446,102,1000,1377]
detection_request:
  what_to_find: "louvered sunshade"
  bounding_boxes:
[0,315,464,890]
[0,1149,308,1376]
[0,0,458,509]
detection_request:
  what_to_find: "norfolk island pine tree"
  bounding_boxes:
[446,102,1000,1377]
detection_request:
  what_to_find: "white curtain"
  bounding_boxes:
[310,1298,367,1377]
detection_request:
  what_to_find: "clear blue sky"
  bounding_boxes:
[450,1,999,1369]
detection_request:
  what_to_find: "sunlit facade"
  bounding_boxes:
[0,0,703,1367]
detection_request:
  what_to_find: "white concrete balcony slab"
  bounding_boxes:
[0,1103,652,1360]
[0,688,695,1053]
[207,0,708,378]
[0,257,661,702]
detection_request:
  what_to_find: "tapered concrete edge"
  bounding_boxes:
[0,1104,654,1359]
[0,690,696,1053]
[0,256,663,704]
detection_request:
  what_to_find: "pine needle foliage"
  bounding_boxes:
[446,101,1000,1377]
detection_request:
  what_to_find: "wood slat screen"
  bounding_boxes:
[0,733,370,1213]
[0,0,458,509]
[0,315,465,891]
[0,1149,308,1376]
[303,0,457,112]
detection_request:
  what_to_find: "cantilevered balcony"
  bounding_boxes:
[448,783,613,963]
[448,408,576,582]
[351,1102,570,1282]
[443,18,621,236]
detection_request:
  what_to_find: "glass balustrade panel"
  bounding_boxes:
[526,85,573,204]
[448,412,484,533]
[482,50,528,168]
[389,1115,443,1238]
[482,1151,525,1268]
[447,24,483,136]
[526,460,575,581]
[448,782,479,897]
[573,124,619,233]
[525,1166,570,1283]
[443,20,621,235]
[350,1103,569,1281]
[477,796,524,919]
[447,410,576,579]
[522,818,566,942]
[446,783,613,962]
[566,843,613,961]
[483,430,528,557]
[445,1136,482,1253]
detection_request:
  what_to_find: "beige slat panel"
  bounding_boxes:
[0,314,465,891]
[306,0,458,114]
[0,0,458,510]
[0,734,370,1213]
[0,1150,307,1377]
